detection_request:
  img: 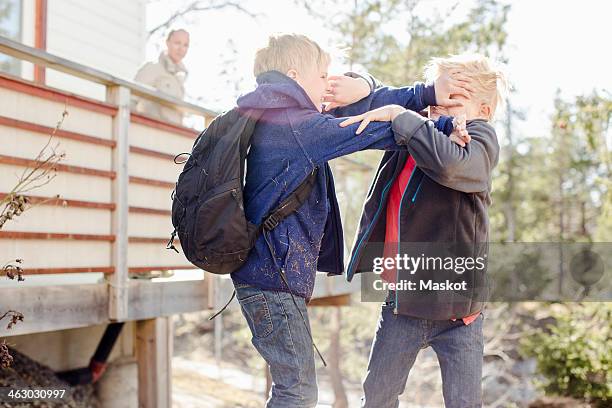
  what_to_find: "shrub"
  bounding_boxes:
[521,303,611,407]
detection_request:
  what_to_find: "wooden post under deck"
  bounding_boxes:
[136,317,173,408]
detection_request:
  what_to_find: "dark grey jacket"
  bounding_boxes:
[346,110,499,320]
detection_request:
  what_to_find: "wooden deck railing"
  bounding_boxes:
[0,35,217,325]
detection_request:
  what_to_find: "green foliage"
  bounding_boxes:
[571,92,612,241]
[490,91,611,243]
[395,0,510,84]
[520,303,612,406]
[332,0,510,86]
[487,246,554,300]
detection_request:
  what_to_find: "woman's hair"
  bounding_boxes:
[424,53,508,117]
[166,28,189,41]
[253,33,331,77]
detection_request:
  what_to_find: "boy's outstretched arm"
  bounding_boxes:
[290,110,403,166]
[326,71,473,117]
[292,107,459,166]
[391,110,500,193]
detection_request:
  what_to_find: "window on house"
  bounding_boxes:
[0,0,22,76]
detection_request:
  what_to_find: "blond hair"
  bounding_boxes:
[424,54,508,119]
[253,34,331,77]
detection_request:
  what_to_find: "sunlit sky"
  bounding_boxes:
[146,0,612,138]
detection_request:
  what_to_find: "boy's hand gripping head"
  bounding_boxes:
[426,53,507,123]
[449,114,469,147]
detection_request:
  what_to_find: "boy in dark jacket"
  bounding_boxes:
[230,34,471,408]
[340,54,506,408]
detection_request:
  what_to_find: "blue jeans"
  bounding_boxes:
[362,300,484,408]
[234,284,318,408]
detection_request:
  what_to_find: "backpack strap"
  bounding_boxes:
[207,289,236,321]
[261,167,319,232]
[258,167,327,366]
[238,109,264,158]
[238,109,265,181]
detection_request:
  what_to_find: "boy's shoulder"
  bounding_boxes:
[467,119,500,166]
[467,119,495,131]
[467,119,498,142]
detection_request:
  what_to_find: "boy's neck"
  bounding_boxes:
[467,114,490,122]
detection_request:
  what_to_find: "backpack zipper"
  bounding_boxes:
[231,189,243,210]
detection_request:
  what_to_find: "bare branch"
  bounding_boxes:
[0,310,24,330]
[148,0,258,37]
[2,259,24,281]
[0,109,67,229]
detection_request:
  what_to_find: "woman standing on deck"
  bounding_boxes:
[134,29,190,124]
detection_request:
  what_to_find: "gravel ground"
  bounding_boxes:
[0,348,100,408]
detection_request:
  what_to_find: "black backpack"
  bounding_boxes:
[168,107,317,274]
[167,107,326,365]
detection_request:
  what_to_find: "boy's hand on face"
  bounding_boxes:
[339,105,406,135]
[449,114,470,147]
[323,75,371,111]
[434,71,475,108]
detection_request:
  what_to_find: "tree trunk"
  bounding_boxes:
[580,200,588,237]
[558,172,565,295]
[504,100,516,242]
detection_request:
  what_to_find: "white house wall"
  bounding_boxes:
[45,0,147,100]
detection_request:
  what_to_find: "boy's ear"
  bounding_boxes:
[480,103,491,119]
[286,69,298,80]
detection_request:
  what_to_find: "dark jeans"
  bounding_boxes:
[362,301,484,408]
[235,283,318,408]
